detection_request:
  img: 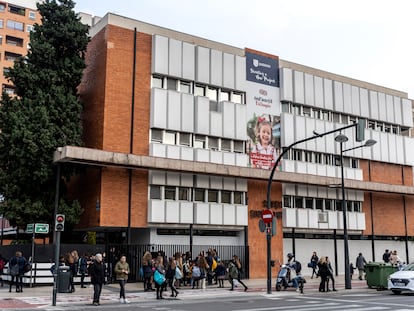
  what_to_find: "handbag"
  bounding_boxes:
[307,262,313,268]
[24,263,32,273]
[175,267,182,280]
[154,269,165,285]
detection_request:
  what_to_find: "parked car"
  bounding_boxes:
[388,262,414,294]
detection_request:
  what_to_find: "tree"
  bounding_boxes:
[0,0,89,232]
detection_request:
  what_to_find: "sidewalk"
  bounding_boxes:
[0,275,370,310]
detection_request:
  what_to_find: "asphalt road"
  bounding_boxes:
[10,289,414,311]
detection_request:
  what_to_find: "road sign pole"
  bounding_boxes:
[30,230,35,287]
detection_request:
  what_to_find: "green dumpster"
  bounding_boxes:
[365,262,398,289]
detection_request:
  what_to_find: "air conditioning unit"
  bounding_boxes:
[318,211,328,223]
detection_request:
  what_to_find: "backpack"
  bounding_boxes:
[295,261,302,274]
[211,258,217,271]
[9,264,19,276]
[0,259,5,271]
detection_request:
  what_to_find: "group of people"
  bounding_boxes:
[0,251,30,293]
[306,252,337,292]
[142,249,248,299]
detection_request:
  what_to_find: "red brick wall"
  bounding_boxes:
[360,160,412,186]
[248,180,283,278]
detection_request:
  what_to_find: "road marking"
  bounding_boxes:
[236,303,356,311]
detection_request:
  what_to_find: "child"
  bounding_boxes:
[350,262,355,279]
[215,259,226,288]
[251,116,277,169]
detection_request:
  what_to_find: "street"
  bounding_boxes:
[4,288,414,311]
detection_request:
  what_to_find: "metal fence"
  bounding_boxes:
[0,243,249,283]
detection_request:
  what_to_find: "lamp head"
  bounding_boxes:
[335,134,348,143]
[364,139,377,147]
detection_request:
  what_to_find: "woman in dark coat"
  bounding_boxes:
[9,251,27,293]
[90,253,106,306]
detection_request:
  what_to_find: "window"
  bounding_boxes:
[304,151,312,163]
[194,188,205,202]
[166,78,177,91]
[322,110,330,121]
[151,129,163,142]
[303,107,311,117]
[283,195,292,208]
[392,126,398,134]
[164,131,176,145]
[220,90,230,102]
[325,199,332,211]
[179,133,191,146]
[232,92,242,104]
[341,115,348,124]
[221,139,231,152]
[316,199,323,210]
[178,187,190,201]
[234,192,243,204]
[6,35,23,47]
[354,201,362,213]
[2,85,14,95]
[152,75,163,88]
[368,121,375,129]
[179,81,191,94]
[164,187,176,200]
[0,36,2,45]
[6,20,24,31]
[206,87,218,101]
[332,113,340,123]
[208,137,219,150]
[208,190,218,203]
[324,154,332,165]
[351,159,358,169]
[233,141,244,153]
[314,109,321,119]
[291,104,300,115]
[347,201,353,212]
[349,116,357,124]
[335,200,343,211]
[3,67,9,75]
[315,153,322,164]
[334,156,340,166]
[26,24,34,33]
[281,102,290,113]
[305,197,313,209]
[221,191,231,204]
[377,123,383,131]
[295,197,303,208]
[194,135,205,149]
[194,84,205,97]
[4,51,21,62]
[149,185,161,199]
[29,11,36,20]
[8,5,25,16]
[385,125,391,133]
[0,19,3,28]
[0,3,4,12]
[293,150,302,161]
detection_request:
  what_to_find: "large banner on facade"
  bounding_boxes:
[245,50,281,170]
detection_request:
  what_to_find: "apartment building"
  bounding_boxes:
[0,0,41,95]
[56,13,414,278]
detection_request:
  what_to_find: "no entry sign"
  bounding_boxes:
[261,209,273,224]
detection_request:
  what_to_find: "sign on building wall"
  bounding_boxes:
[245,50,281,170]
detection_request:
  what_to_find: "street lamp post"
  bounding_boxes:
[335,135,377,290]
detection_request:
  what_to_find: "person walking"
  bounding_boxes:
[310,251,319,279]
[154,256,166,299]
[228,255,248,291]
[142,251,154,291]
[317,256,329,292]
[114,255,130,304]
[165,257,179,297]
[90,253,106,306]
[356,253,367,280]
[325,256,337,291]
[9,251,27,293]
[78,253,90,288]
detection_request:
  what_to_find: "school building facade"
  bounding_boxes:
[58,13,414,278]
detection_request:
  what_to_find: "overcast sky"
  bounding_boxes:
[74,0,414,99]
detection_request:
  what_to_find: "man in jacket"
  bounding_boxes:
[356,253,367,280]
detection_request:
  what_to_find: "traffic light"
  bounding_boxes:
[356,119,366,142]
[55,214,65,232]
